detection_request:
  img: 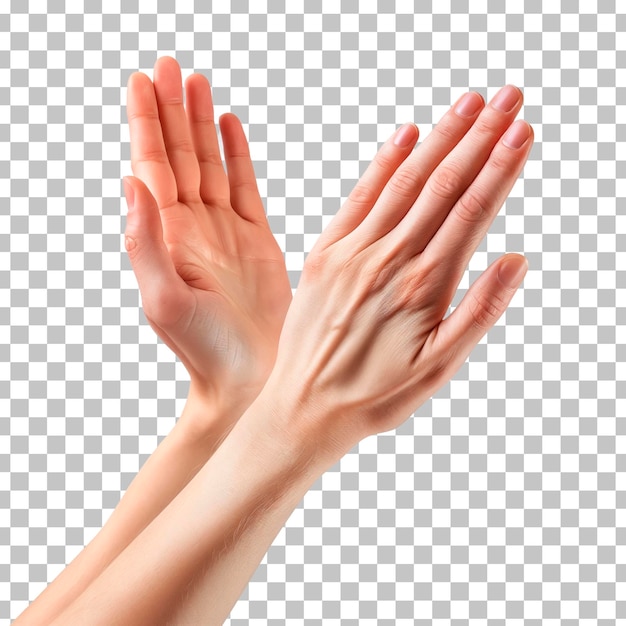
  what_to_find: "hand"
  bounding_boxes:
[263,86,533,458]
[123,57,291,411]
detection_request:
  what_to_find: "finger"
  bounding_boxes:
[219,113,267,224]
[424,119,533,275]
[315,122,419,249]
[350,91,485,246]
[123,176,192,328]
[185,73,230,206]
[152,57,202,205]
[428,253,528,374]
[127,72,178,210]
[389,85,524,254]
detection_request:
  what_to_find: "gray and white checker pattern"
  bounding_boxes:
[1,1,624,623]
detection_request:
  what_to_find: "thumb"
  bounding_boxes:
[123,176,185,320]
[432,253,528,367]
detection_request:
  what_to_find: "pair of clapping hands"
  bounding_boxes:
[15,58,533,626]
[125,57,531,455]
[16,55,533,625]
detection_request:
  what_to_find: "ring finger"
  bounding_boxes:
[388,85,524,254]
[424,118,533,277]
[348,90,486,248]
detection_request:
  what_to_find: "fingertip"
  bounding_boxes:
[454,91,485,118]
[126,71,142,89]
[153,57,183,99]
[392,122,418,148]
[219,112,242,129]
[185,71,210,92]
[505,252,528,264]
[154,55,179,72]
[490,84,523,113]
[502,120,532,150]
[220,113,249,148]
[127,71,153,93]
[497,253,528,288]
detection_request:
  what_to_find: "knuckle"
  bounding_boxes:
[454,189,488,224]
[228,149,252,160]
[203,191,230,208]
[168,138,196,154]
[178,187,202,204]
[192,113,216,126]
[415,338,457,389]
[230,179,259,195]
[367,259,399,296]
[412,259,445,299]
[159,96,184,108]
[347,182,375,210]
[392,274,425,311]
[433,117,463,144]
[386,166,424,200]
[305,238,360,280]
[303,246,331,277]
[132,149,170,167]
[471,115,498,138]
[200,152,225,168]
[486,149,511,176]
[428,163,465,201]
[468,288,506,331]
[127,110,160,123]
[426,349,453,385]
[372,147,397,173]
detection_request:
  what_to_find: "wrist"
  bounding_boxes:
[177,378,262,440]
[241,377,359,474]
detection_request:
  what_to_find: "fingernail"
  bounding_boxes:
[393,123,418,148]
[491,85,521,113]
[502,120,530,149]
[454,92,483,118]
[498,255,528,287]
[123,177,134,212]
[124,235,137,252]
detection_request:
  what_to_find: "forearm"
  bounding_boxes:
[50,391,336,626]
[164,402,343,625]
[14,388,244,626]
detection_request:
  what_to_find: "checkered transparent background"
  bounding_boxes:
[1,0,624,623]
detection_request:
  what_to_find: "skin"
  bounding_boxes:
[49,82,532,624]
[122,57,292,415]
[14,57,291,625]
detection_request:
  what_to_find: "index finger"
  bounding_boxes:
[315,123,419,249]
[424,119,534,276]
[127,72,178,210]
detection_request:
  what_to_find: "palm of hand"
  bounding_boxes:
[159,200,290,391]
[125,58,291,398]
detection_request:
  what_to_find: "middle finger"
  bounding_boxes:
[153,57,202,205]
[388,85,523,253]
[345,90,485,249]
[185,73,231,207]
